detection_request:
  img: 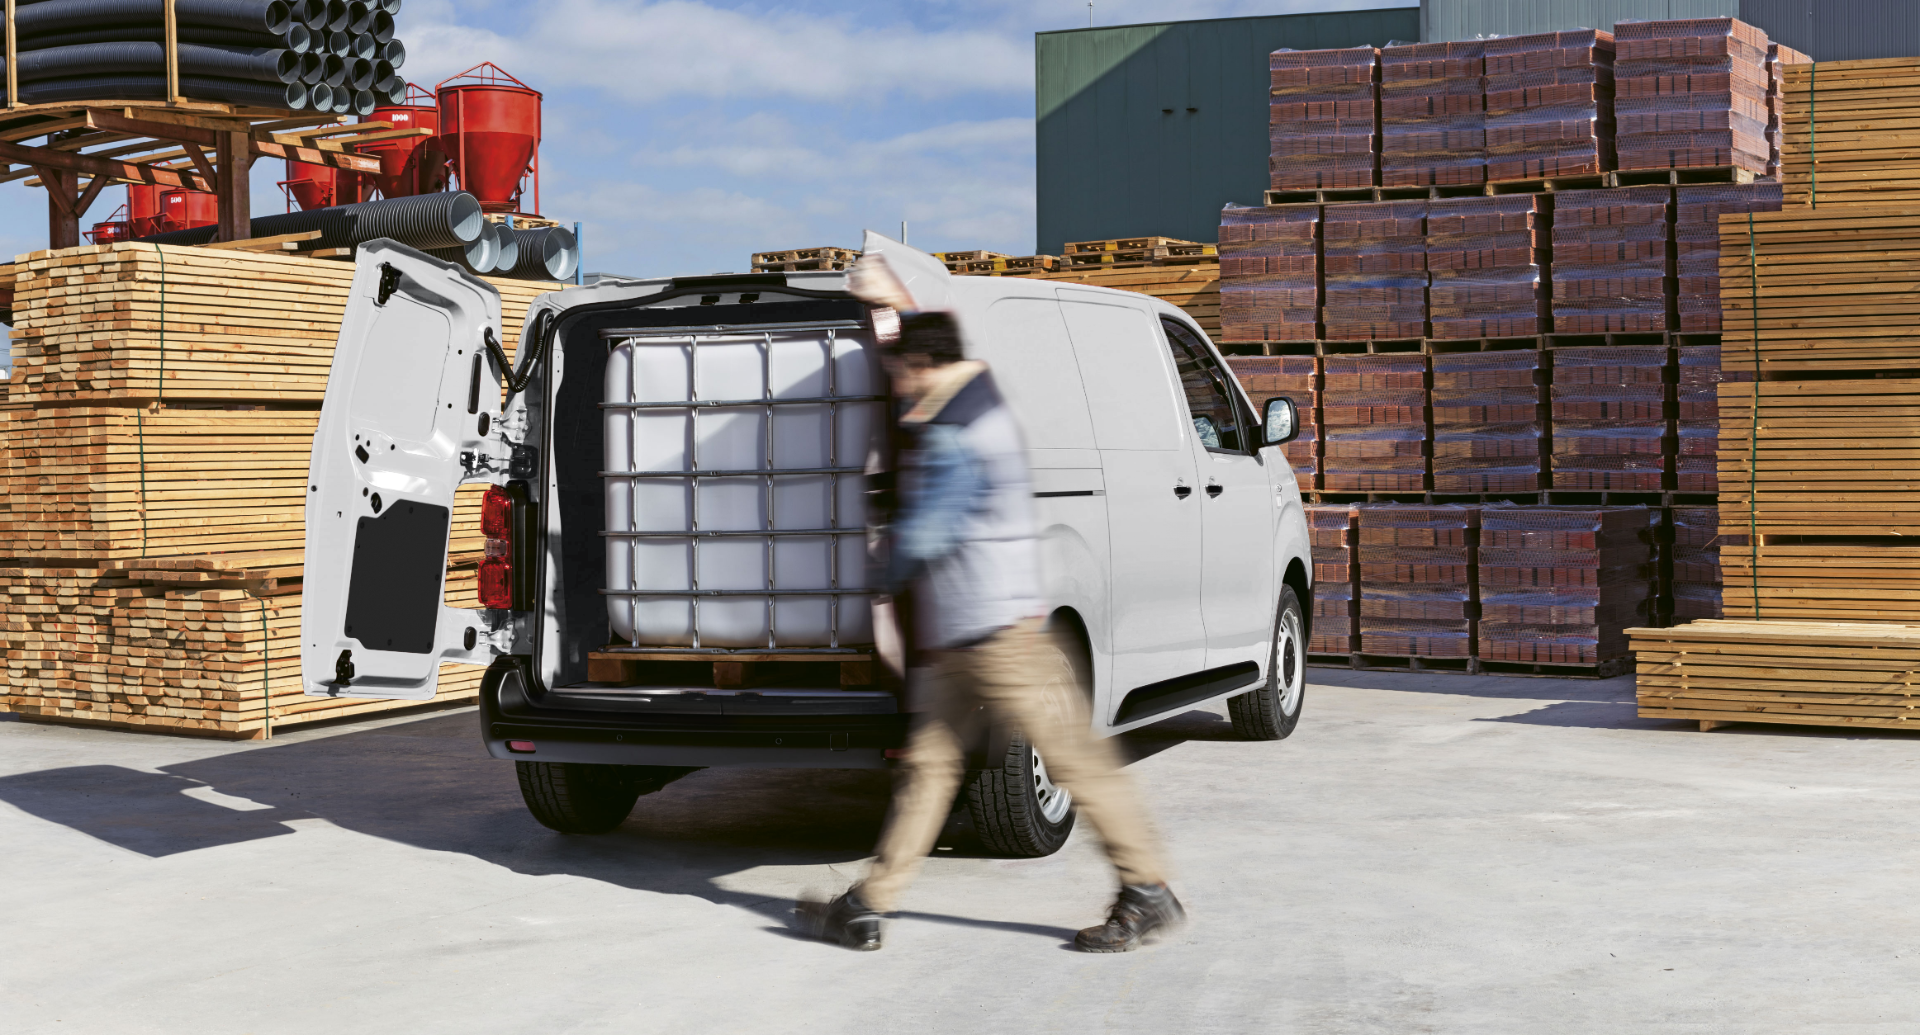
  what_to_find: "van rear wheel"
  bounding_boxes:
[964,640,1080,858]
[516,761,695,834]
[1228,586,1306,741]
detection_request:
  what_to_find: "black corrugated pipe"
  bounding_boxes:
[18,24,311,53]
[14,72,306,108]
[15,0,294,37]
[139,191,485,251]
[343,87,373,115]
[368,58,392,88]
[376,77,403,105]
[346,32,375,61]
[325,30,351,56]
[320,52,345,86]
[323,0,346,30]
[508,226,579,281]
[379,38,402,69]
[298,50,321,83]
[370,11,392,43]
[4,42,302,85]
[491,223,520,273]
[345,0,371,34]
[346,55,372,90]
[290,0,322,25]
[427,221,502,273]
[382,0,400,13]
[307,80,332,110]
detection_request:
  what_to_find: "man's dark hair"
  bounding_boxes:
[894,311,966,363]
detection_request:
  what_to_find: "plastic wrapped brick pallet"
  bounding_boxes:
[1431,350,1547,493]
[1380,40,1486,187]
[1322,354,1427,492]
[1675,344,1750,494]
[1322,201,1427,341]
[1550,186,1671,334]
[1674,181,1781,333]
[1425,194,1548,339]
[1614,18,1771,174]
[1306,504,1360,654]
[1476,505,1653,666]
[1219,203,1321,342]
[1483,29,1616,181]
[1226,355,1319,487]
[1550,346,1670,491]
[1269,47,1379,190]
[1669,506,1727,620]
[1356,504,1479,659]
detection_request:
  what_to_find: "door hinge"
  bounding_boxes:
[376,263,402,306]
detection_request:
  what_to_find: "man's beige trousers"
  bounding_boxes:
[858,618,1168,912]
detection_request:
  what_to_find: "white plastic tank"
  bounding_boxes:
[603,321,881,648]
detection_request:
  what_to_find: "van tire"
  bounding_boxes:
[963,640,1080,858]
[516,761,695,835]
[1229,586,1306,741]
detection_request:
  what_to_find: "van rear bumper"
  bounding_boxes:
[479,659,907,769]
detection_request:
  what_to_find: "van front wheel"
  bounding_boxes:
[516,761,696,834]
[1228,586,1306,741]
[964,640,1080,857]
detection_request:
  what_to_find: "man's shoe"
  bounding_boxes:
[1074,883,1186,953]
[797,888,884,951]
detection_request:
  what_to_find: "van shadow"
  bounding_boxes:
[0,706,1228,944]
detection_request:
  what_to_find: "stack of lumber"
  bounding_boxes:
[1357,504,1479,658]
[1674,182,1781,333]
[1676,345,1748,493]
[1425,194,1547,339]
[1218,203,1321,342]
[1380,40,1486,187]
[1019,263,1223,340]
[1670,505,1727,620]
[1777,57,1920,208]
[1305,504,1359,654]
[1062,237,1214,268]
[1717,205,1920,373]
[1269,47,1380,190]
[1765,42,1812,178]
[1321,354,1427,492]
[1716,378,1920,536]
[1225,356,1318,486]
[1551,346,1670,490]
[1482,29,1617,180]
[1632,620,1920,731]
[1430,349,1546,493]
[1321,201,1427,340]
[1477,505,1653,664]
[1551,187,1671,333]
[1719,542,1920,622]
[1613,18,1771,174]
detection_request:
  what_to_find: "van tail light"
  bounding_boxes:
[479,486,514,609]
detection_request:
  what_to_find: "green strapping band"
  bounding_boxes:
[1747,211,1761,620]
[1809,62,1818,208]
[259,595,271,739]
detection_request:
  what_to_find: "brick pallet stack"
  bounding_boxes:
[1430,350,1547,494]
[1550,346,1670,491]
[1674,182,1782,333]
[1321,201,1427,340]
[1218,203,1321,343]
[1380,41,1485,187]
[1477,505,1653,665]
[1321,354,1427,492]
[1676,344,1749,494]
[1425,194,1548,340]
[1614,18,1771,174]
[1482,29,1616,180]
[1765,43,1812,177]
[1225,355,1319,486]
[1269,47,1379,190]
[1305,504,1359,654]
[1551,186,1671,333]
[1669,506,1727,620]
[1357,504,1479,659]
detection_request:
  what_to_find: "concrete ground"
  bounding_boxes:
[1,671,1916,1035]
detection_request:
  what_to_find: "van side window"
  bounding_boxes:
[1160,319,1246,454]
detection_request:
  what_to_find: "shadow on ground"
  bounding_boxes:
[0,706,1234,941]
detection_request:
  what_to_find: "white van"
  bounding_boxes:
[300,235,1312,856]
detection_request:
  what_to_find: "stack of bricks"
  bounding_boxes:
[1224,355,1319,487]
[1669,506,1727,621]
[1380,40,1486,186]
[1425,194,1548,340]
[1321,201,1427,340]
[1614,18,1772,174]
[1305,504,1360,654]
[1269,47,1379,190]
[1550,346,1671,491]
[1320,354,1428,492]
[1218,203,1321,343]
[1482,29,1617,180]
[1550,186,1671,333]
[1676,345,1749,494]
[1674,181,1782,333]
[1430,350,1547,494]
[1765,42,1812,177]
[1358,504,1479,659]
[1476,506,1654,665]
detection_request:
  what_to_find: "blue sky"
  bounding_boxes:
[0,0,1412,306]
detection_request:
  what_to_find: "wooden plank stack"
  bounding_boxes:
[1613,18,1771,174]
[1431,349,1546,493]
[1218,203,1320,342]
[1357,504,1479,659]
[1269,47,1380,190]
[1322,201,1427,340]
[1018,263,1223,339]
[1778,57,1920,208]
[1380,41,1486,187]
[1306,504,1359,654]
[1477,505,1653,665]
[1482,29,1616,180]
[1633,620,1920,731]
[1321,354,1427,492]
[1224,356,1318,486]
[1717,205,1920,372]
[1716,377,1920,536]
[1550,346,1670,491]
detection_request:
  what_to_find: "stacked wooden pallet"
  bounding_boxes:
[1778,57,1920,208]
[1716,377,1920,536]
[1632,620,1920,731]
[1016,263,1224,339]
[751,246,861,273]
[1062,237,1215,268]
[1717,205,1920,372]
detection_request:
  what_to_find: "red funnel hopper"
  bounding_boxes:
[362,83,442,199]
[437,63,541,214]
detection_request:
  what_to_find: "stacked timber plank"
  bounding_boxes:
[1720,542,1920,623]
[1425,194,1547,339]
[1321,201,1427,340]
[1551,346,1670,491]
[1014,262,1223,339]
[1430,349,1546,493]
[1613,18,1772,174]
[1269,47,1380,190]
[1632,620,1920,731]
[1224,356,1318,486]
[1717,205,1920,372]
[1305,504,1359,654]
[1477,505,1653,665]
[1716,378,1920,537]
[1380,41,1486,187]
[1482,29,1616,180]
[1357,504,1478,659]
[1218,203,1320,342]
[1778,57,1920,208]
[1551,187,1671,333]
[1670,506,1727,621]
[1673,181,1781,333]
[1321,354,1427,492]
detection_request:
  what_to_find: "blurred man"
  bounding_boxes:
[801,308,1184,953]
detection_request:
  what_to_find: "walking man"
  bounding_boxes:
[802,307,1185,953]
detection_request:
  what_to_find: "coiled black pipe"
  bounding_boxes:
[15,0,294,37]
[3,42,302,85]
[139,191,484,251]
[379,38,403,69]
[508,226,579,281]
[15,72,305,108]
[18,24,311,53]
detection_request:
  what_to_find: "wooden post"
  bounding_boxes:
[6,0,17,109]
[163,0,179,104]
[44,168,79,249]
[214,130,251,242]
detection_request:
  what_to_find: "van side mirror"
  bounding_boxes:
[1262,397,1299,446]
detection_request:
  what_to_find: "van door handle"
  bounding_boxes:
[1173,484,1192,500]
[1206,482,1223,498]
